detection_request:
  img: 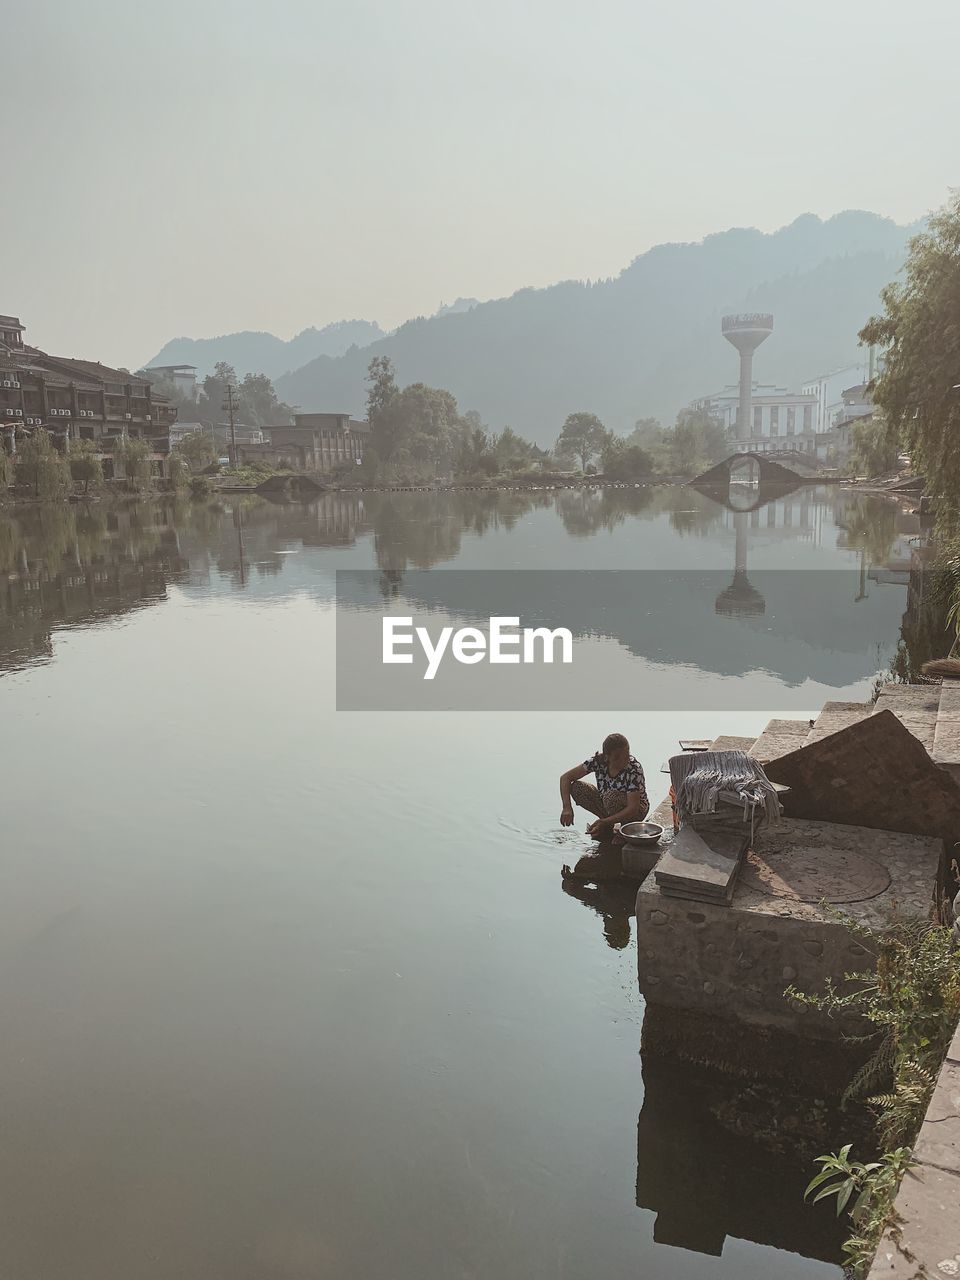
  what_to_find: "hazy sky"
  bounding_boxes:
[8,0,959,368]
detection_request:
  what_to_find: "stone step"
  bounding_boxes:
[803,700,872,747]
[872,682,940,753]
[748,719,810,763]
[706,734,757,754]
[931,681,960,781]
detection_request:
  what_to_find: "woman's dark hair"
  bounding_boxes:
[602,733,629,756]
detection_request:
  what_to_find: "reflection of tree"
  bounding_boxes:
[889,565,953,683]
[660,488,725,538]
[0,500,190,674]
[365,493,466,576]
[833,495,899,564]
[0,511,19,574]
[555,486,654,536]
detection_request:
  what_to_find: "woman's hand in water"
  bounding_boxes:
[560,806,574,827]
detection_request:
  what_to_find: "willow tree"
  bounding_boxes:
[68,438,105,496]
[860,193,960,497]
[15,429,71,499]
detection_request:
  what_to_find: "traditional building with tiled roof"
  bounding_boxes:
[0,314,177,453]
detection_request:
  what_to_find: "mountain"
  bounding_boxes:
[275,212,917,445]
[434,298,481,318]
[145,319,385,381]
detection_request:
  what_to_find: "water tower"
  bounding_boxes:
[722,313,774,437]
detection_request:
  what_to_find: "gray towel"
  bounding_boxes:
[669,750,782,829]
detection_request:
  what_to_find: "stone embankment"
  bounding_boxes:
[634,682,960,1277]
[867,1020,960,1278]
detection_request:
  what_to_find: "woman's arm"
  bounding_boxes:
[559,763,589,825]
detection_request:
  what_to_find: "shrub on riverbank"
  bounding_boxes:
[69,439,105,495]
[167,451,190,490]
[110,436,153,493]
[15,429,71,499]
[791,914,960,1276]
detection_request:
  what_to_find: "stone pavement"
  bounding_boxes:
[868,1021,960,1278]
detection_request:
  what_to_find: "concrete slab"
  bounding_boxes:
[707,735,756,753]
[866,1012,960,1277]
[749,719,810,762]
[803,700,871,747]
[873,683,942,716]
[933,716,960,767]
[884,716,937,752]
[913,1059,960,1176]
[870,687,940,752]
[938,681,960,719]
[654,825,746,901]
[866,1163,960,1278]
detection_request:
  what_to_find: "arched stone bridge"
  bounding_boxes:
[689,452,805,488]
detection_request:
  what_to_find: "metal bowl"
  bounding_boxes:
[618,820,664,846]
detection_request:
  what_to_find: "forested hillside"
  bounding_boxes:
[275,212,915,444]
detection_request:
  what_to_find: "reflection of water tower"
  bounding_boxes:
[722,313,774,437]
[715,512,766,617]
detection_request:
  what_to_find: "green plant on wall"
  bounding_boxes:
[789,915,960,1276]
[804,1144,916,1275]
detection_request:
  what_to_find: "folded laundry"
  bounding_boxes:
[668,750,782,830]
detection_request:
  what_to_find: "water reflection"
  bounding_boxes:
[0,481,932,1277]
[0,485,935,686]
[636,1057,848,1262]
[560,844,636,950]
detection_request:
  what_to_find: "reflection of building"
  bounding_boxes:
[636,1053,846,1262]
[0,492,377,675]
[0,505,188,671]
[0,313,176,454]
[714,512,765,616]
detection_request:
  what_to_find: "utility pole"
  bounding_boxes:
[222,383,239,469]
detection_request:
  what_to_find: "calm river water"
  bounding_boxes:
[0,485,928,1279]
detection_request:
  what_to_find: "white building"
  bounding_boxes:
[801,364,868,434]
[147,363,199,401]
[692,382,820,453]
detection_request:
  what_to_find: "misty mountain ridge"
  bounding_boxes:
[147,300,482,383]
[146,318,386,381]
[273,210,918,446]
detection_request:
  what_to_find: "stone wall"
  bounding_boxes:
[637,887,873,1038]
[636,820,943,1041]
